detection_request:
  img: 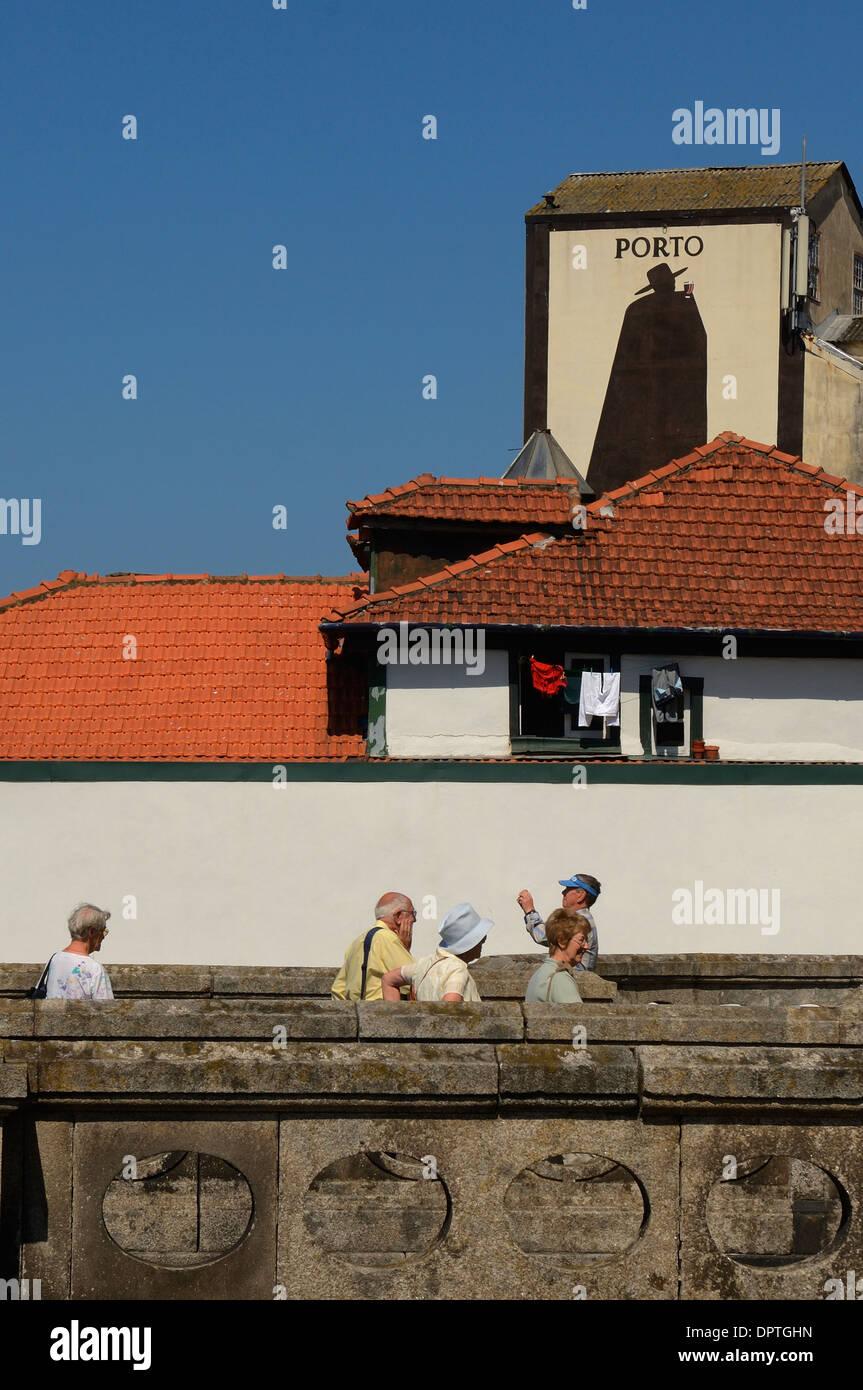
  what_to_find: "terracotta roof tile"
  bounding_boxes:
[0,572,368,761]
[347,476,581,528]
[328,439,863,634]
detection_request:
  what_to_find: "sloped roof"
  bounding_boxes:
[817,315,863,345]
[347,476,583,529]
[0,572,367,761]
[527,162,848,218]
[325,435,863,634]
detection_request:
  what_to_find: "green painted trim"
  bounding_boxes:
[367,673,386,757]
[0,761,861,784]
[511,738,623,756]
[639,675,653,756]
[508,650,520,738]
[689,677,704,743]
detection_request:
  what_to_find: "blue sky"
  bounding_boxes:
[1,0,858,593]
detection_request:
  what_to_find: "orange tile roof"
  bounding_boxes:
[347,477,581,527]
[0,572,367,761]
[326,436,863,634]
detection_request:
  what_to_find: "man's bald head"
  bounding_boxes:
[375,892,411,924]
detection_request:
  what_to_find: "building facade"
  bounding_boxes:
[2,435,862,966]
[523,162,863,489]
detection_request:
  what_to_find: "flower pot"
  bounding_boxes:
[704,745,720,762]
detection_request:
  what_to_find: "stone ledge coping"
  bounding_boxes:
[2,997,862,1046]
[5,955,863,1001]
[641,1045,863,1113]
[600,954,863,979]
[2,1039,862,1116]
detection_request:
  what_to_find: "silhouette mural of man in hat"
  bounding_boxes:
[586,263,707,495]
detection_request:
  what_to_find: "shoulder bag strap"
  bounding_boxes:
[415,953,443,997]
[359,927,383,1000]
[28,954,56,999]
[545,961,573,1002]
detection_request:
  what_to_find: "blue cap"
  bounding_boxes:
[559,875,599,897]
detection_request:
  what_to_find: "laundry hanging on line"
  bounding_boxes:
[578,671,621,726]
[652,663,684,723]
[529,658,567,697]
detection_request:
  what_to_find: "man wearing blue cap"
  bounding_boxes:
[517,874,600,971]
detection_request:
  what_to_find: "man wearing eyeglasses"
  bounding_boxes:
[516,873,601,971]
[331,892,416,1001]
[45,903,114,1000]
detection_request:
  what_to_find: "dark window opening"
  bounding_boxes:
[516,649,620,750]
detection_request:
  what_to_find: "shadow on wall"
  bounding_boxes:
[587,265,707,495]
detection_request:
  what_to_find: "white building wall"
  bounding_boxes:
[621,655,863,761]
[1,775,860,967]
[385,650,511,757]
[386,653,863,762]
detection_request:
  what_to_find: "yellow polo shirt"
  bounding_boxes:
[331,922,414,1001]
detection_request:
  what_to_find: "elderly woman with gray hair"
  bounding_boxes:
[44,903,114,1000]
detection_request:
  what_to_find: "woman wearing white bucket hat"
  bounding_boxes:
[381,903,492,1003]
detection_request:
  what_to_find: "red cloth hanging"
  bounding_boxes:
[530,658,567,696]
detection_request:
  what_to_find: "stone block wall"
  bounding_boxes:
[1,955,862,1300]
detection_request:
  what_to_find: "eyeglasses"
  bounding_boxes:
[92,927,108,937]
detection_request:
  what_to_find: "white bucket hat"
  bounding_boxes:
[439,903,493,955]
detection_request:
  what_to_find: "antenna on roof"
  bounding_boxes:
[801,134,807,212]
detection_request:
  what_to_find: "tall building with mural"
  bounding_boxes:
[523,162,863,490]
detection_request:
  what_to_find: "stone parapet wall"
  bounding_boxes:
[5,953,863,1001]
[1,956,862,1301]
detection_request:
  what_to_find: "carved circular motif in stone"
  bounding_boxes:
[102,1151,254,1269]
[303,1150,450,1269]
[706,1155,849,1268]
[504,1152,648,1268]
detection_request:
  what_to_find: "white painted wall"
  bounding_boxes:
[1,776,860,967]
[620,655,863,761]
[386,652,863,762]
[385,651,511,757]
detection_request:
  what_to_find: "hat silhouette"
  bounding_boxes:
[634,263,689,296]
